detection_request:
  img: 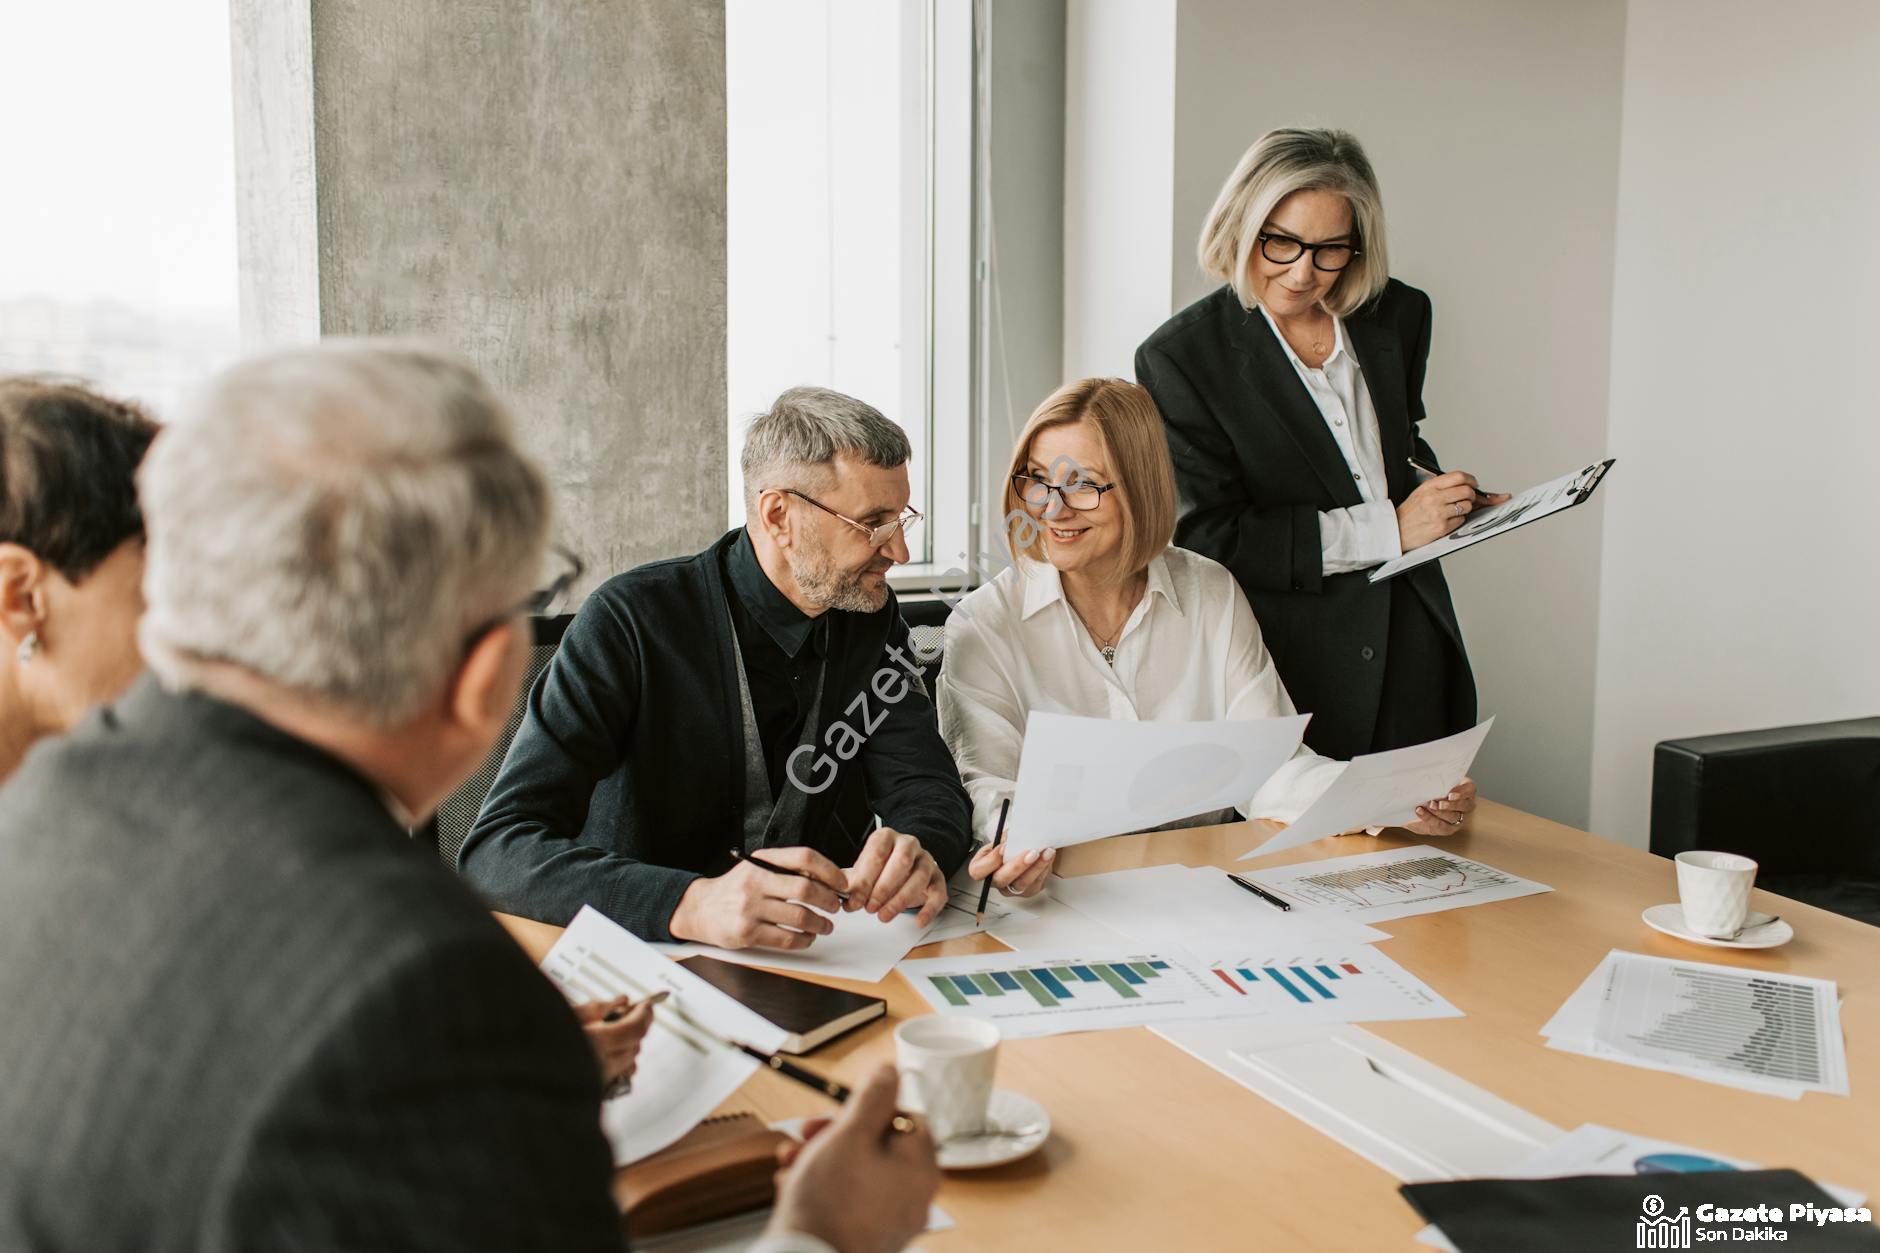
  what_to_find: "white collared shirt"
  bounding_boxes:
[935,546,1344,841]
[1256,305,1403,574]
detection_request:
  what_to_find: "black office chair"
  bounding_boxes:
[1650,716,1880,927]
[415,613,573,866]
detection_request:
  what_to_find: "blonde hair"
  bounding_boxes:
[1197,127,1390,317]
[1002,379,1176,580]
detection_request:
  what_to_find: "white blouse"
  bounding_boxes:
[935,546,1344,842]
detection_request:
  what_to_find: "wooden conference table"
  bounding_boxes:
[498,800,1880,1249]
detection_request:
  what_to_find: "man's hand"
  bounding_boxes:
[845,827,947,925]
[573,993,659,1097]
[1405,776,1478,836]
[667,847,849,950]
[766,1065,939,1253]
[967,841,1054,898]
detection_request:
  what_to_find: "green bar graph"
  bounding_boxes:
[1128,962,1159,980]
[1093,964,1141,999]
[1012,969,1057,1008]
[930,976,968,1007]
[970,973,1004,997]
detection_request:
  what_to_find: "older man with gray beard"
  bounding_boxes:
[460,385,972,951]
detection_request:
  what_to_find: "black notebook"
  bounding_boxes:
[1402,1169,1880,1252]
[678,956,886,1055]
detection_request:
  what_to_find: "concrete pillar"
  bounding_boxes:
[230,0,728,590]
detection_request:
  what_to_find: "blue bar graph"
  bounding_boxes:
[1070,966,1099,982]
[1116,965,1146,985]
[1290,966,1334,1000]
[1033,969,1072,998]
[992,971,1021,991]
[1262,967,1312,1004]
[1149,961,1171,970]
[1317,965,1341,980]
[951,975,981,998]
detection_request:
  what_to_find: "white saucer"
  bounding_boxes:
[935,1089,1050,1170]
[1642,903,1793,949]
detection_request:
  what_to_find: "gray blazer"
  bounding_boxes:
[0,677,624,1252]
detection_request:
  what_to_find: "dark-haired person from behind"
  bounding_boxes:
[0,378,158,780]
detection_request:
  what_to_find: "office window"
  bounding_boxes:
[725,0,972,579]
[0,1,240,416]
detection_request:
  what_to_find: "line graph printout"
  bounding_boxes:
[1242,844,1552,924]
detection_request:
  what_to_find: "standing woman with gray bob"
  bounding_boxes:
[1136,128,1506,776]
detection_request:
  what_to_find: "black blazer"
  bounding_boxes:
[460,528,973,940]
[1135,278,1475,759]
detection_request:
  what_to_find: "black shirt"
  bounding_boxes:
[723,530,829,801]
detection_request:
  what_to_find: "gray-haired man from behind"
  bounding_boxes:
[0,346,936,1253]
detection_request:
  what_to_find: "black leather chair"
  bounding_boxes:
[1650,717,1880,927]
[415,614,573,865]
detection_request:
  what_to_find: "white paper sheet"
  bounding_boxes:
[1235,842,1552,924]
[984,891,1136,951]
[919,872,1025,944]
[1542,950,1848,1098]
[541,907,788,1165]
[1005,711,1309,859]
[1046,863,1390,956]
[1369,459,1612,583]
[1241,720,1494,858]
[898,946,1266,1038]
[656,905,936,984]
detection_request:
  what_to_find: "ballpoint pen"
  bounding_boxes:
[729,846,850,907]
[1226,872,1292,912]
[1406,455,1497,501]
[738,1045,918,1134]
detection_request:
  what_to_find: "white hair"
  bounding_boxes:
[740,385,912,514]
[137,340,552,726]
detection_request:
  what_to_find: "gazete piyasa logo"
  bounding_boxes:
[1637,1194,1692,1249]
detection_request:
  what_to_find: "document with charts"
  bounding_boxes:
[542,907,789,1165]
[1240,719,1493,858]
[1368,458,1614,583]
[1234,843,1552,924]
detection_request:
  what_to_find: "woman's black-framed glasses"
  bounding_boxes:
[1257,231,1359,272]
[1012,472,1119,513]
[781,488,923,549]
[464,544,584,650]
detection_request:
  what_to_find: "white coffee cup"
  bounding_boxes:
[1674,850,1758,938]
[894,1016,1000,1143]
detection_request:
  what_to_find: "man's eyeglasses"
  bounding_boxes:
[1257,231,1360,272]
[464,544,584,651]
[781,488,922,549]
[1012,472,1118,513]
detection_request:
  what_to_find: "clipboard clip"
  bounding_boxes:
[1569,458,1614,505]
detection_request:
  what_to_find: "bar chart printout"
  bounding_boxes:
[1589,952,1848,1096]
[897,948,1259,1038]
[1245,843,1551,924]
[1204,948,1462,1024]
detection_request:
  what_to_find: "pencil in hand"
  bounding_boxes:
[974,798,1011,926]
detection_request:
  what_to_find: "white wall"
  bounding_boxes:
[1588,0,1880,846]
[1061,0,1176,382]
[1165,0,1628,827]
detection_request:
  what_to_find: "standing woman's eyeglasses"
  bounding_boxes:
[1256,231,1360,272]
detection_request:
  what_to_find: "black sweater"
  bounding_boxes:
[458,529,973,940]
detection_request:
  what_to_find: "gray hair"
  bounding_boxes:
[740,386,911,512]
[137,341,552,726]
[1197,127,1391,318]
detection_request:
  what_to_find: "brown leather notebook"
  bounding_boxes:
[678,955,886,1054]
[613,1112,789,1237]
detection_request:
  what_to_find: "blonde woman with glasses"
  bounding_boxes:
[1137,128,1506,764]
[938,379,1475,899]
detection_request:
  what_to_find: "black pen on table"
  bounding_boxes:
[974,798,1011,925]
[1226,872,1292,912]
[737,1045,918,1134]
[1407,455,1496,502]
[728,846,850,907]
